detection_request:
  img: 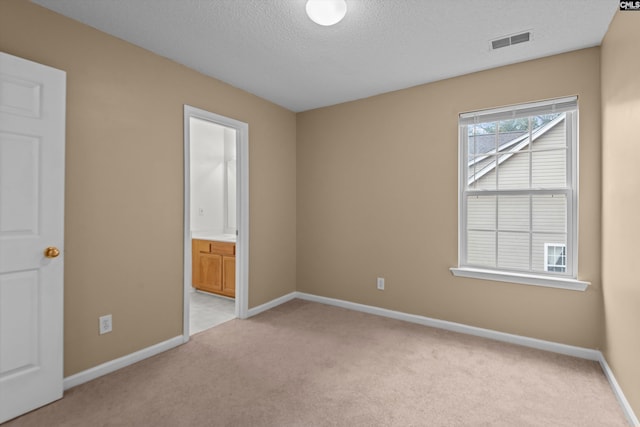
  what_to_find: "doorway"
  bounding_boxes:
[183,105,249,341]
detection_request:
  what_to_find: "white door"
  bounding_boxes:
[0,52,66,423]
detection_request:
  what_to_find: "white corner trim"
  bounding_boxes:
[246,291,298,318]
[450,267,590,291]
[598,354,640,426]
[63,335,183,390]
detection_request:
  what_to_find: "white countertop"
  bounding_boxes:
[191,232,237,243]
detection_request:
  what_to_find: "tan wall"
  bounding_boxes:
[2,0,625,395]
[297,48,603,348]
[0,0,297,376]
[601,11,640,417]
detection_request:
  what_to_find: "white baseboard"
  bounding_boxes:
[599,354,640,426]
[63,335,183,390]
[246,291,297,317]
[294,291,638,426]
[62,291,639,426]
[63,291,296,391]
[295,292,599,359]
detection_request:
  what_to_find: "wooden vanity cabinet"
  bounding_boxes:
[222,255,236,297]
[192,239,235,298]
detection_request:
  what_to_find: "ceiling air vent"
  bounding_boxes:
[491,31,531,50]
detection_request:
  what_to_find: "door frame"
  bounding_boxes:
[182,105,249,342]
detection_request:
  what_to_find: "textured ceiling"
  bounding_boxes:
[33,0,618,112]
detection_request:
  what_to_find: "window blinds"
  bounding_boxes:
[459,96,578,126]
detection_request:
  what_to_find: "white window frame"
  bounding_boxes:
[450,96,589,291]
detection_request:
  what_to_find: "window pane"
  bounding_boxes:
[467,230,496,267]
[467,195,495,230]
[532,149,566,188]
[531,114,565,149]
[546,245,566,272]
[469,157,497,190]
[497,152,529,190]
[468,125,497,157]
[497,195,529,231]
[532,194,566,233]
[498,118,529,134]
[497,232,530,270]
[468,154,496,190]
[532,112,562,128]
[532,233,567,272]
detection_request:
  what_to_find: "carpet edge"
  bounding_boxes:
[63,335,184,391]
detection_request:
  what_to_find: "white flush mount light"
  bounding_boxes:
[306,0,347,26]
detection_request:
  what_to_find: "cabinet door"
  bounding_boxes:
[192,239,213,287]
[198,253,223,293]
[222,255,236,297]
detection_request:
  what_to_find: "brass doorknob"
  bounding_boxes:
[44,247,60,258]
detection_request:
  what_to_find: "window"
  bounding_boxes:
[451,97,588,291]
[544,244,566,272]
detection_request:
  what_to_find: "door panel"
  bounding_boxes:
[0,52,66,423]
[0,73,42,118]
[0,271,39,374]
[199,253,222,293]
[0,133,39,235]
[222,256,235,297]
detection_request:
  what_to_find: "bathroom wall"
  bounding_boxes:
[224,128,237,232]
[189,117,237,235]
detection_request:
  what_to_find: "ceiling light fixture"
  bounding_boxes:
[305,0,347,26]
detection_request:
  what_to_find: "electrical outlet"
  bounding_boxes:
[377,277,385,290]
[99,314,112,335]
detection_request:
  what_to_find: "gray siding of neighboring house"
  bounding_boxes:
[467,119,567,271]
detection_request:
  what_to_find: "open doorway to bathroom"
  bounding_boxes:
[183,105,249,340]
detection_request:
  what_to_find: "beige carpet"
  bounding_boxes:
[3,299,629,426]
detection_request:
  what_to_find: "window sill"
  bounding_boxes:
[449,267,590,291]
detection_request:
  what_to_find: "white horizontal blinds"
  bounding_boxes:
[459,96,577,126]
[532,194,566,233]
[496,194,530,270]
[461,96,577,276]
[466,195,496,267]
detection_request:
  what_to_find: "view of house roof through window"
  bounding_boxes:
[455,97,578,286]
[467,113,564,186]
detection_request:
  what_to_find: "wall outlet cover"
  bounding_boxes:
[99,314,112,335]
